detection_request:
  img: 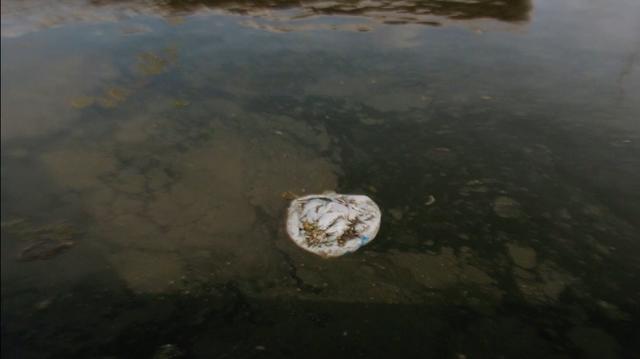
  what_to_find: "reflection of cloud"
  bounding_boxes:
[0,51,120,141]
[1,0,532,37]
[240,19,373,33]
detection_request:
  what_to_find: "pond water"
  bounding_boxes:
[2,0,639,358]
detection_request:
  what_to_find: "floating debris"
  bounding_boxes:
[286,193,381,258]
[425,195,436,206]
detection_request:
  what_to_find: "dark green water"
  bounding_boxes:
[2,1,639,358]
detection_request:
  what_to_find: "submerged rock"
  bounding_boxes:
[390,247,503,304]
[389,208,404,221]
[568,327,619,359]
[506,243,537,269]
[513,260,576,304]
[493,196,523,218]
[2,219,78,261]
[19,237,74,261]
[597,300,630,321]
[152,344,184,359]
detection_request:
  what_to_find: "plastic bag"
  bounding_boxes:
[286,192,381,258]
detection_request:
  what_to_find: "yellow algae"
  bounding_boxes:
[173,99,190,108]
[137,52,169,76]
[69,96,95,109]
[106,87,127,101]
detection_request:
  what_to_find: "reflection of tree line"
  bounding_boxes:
[1,0,532,38]
[103,0,532,23]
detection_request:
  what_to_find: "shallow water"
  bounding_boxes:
[1,0,639,358]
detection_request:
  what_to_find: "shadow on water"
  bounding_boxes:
[2,269,636,358]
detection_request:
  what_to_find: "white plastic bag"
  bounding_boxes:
[286,192,381,258]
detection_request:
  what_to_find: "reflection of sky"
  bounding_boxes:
[1,0,639,144]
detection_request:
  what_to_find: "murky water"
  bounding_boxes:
[2,0,639,358]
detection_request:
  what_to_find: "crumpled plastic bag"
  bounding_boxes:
[286,192,381,258]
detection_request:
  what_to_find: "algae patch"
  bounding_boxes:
[137,47,177,76]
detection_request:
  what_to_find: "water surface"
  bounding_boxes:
[2,0,639,358]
